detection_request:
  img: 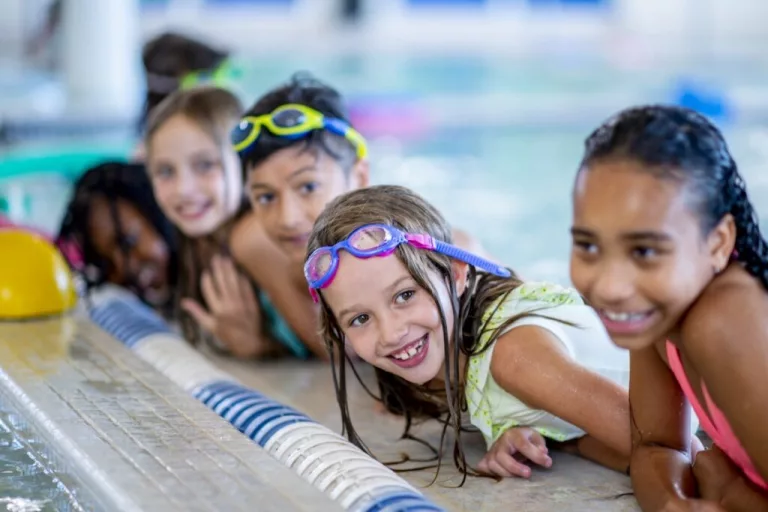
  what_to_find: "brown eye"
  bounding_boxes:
[395,290,415,303]
[350,313,369,327]
[632,246,658,260]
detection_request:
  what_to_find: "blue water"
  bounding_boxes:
[2,54,768,287]
[0,404,83,511]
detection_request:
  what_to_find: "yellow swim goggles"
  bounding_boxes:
[231,104,368,160]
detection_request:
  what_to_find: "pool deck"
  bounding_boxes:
[0,313,640,511]
[203,351,641,512]
[0,316,340,512]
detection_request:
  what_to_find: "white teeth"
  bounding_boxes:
[392,338,425,361]
[178,204,208,216]
[603,310,649,322]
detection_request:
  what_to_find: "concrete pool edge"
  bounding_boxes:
[0,315,341,512]
[87,287,447,512]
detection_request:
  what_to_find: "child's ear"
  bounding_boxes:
[349,159,370,189]
[708,213,736,274]
[451,261,469,295]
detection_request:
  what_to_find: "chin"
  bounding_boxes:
[186,224,221,239]
[401,361,443,386]
[284,244,309,263]
[609,333,656,351]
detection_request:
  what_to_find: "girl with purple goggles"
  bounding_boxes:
[304,223,510,301]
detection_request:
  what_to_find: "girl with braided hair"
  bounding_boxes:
[570,105,768,511]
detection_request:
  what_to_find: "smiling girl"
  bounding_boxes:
[144,86,283,358]
[570,105,768,511]
[302,184,659,480]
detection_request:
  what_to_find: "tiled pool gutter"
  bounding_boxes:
[0,315,340,512]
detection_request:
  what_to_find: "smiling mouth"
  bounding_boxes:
[388,334,429,368]
[598,308,657,335]
[176,202,212,220]
[279,233,310,246]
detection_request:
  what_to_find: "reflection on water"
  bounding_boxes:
[0,405,83,512]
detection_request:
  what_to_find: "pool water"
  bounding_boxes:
[0,405,84,512]
[3,55,768,285]
[4,55,768,284]
[1,50,767,506]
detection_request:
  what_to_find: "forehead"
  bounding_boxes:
[248,145,343,185]
[150,115,219,155]
[88,197,153,238]
[322,252,411,307]
[573,160,696,234]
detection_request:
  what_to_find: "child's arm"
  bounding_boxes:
[230,216,329,360]
[554,433,630,473]
[489,325,632,465]
[628,344,698,511]
[683,285,768,504]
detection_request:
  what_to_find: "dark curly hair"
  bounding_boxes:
[57,161,177,308]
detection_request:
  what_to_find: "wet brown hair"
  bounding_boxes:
[308,185,535,484]
[144,86,251,347]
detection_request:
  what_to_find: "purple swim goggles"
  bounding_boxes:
[304,223,510,302]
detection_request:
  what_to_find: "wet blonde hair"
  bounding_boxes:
[144,86,251,348]
[308,185,527,482]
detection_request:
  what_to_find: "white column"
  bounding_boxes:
[60,0,142,119]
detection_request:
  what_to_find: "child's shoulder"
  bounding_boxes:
[511,281,585,305]
[682,265,768,355]
[482,281,585,328]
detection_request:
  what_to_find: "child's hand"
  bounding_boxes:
[181,255,264,358]
[661,498,726,512]
[693,446,741,503]
[477,426,552,478]
[695,446,768,512]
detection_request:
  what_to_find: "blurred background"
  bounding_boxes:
[1,0,767,285]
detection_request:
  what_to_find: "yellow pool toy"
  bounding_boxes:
[0,229,78,319]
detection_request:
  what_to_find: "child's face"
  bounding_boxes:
[147,114,242,237]
[88,197,171,306]
[246,146,368,263]
[322,252,460,386]
[570,159,730,351]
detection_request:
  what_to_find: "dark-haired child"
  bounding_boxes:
[570,105,768,511]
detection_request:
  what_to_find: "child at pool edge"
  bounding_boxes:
[135,32,232,160]
[56,162,176,314]
[303,183,693,480]
[570,105,768,511]
[229,73,489,361]
[144,86,286,359]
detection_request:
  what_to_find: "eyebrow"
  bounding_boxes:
[337,275,414,321]
[622,231,672,243]
[190,150,218,160]
[570,227,672,242]
[250,165,316,190]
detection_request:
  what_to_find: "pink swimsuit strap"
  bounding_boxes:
[666,341,768,490]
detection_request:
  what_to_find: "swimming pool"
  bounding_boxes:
[0,402,85,512]
[1,50,767,510]
[3,53,767,286]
